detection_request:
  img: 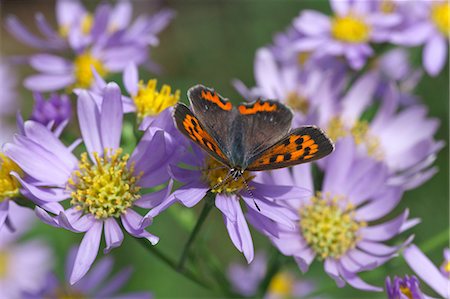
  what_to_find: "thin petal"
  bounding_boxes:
[24,74,74,92]
[70,221,103,284]
[104,218,124,253]
[424,34,447,76]
[100,82,123,150]
[124,62,138,96]
[29,54,72,74]
[134,180,173,209]
[77,90,103,157]
[216,194,254,263]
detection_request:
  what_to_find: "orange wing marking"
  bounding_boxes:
[200,90,232,111]
[254,134,319,166]
[238,100,277,115]
[182,114,227,159]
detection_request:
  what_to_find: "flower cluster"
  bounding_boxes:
[0,0,447,298]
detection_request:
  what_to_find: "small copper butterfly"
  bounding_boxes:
[173,85,334,179]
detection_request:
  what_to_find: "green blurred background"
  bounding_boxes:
[1,1,448,298]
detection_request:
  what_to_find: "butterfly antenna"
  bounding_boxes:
[241,176,260,212]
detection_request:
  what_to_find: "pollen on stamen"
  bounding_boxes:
[68,148,142,219]
[202,157,254,195]
[0,251,9,278]
[299,192,366,260]
[0,153,22,201]
[133,79,180,122]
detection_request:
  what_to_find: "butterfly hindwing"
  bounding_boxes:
[246,126,334,171]
[173,103,230,166]
[236,99,293,163]
[188,85,236,157]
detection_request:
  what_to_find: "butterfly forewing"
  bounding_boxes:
[173,103,230,167]
[188,85,237,158]
[236,99,293,164]
[246,126,334,171]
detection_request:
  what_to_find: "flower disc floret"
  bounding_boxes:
[299,192,366,260]
[133,79,180,121]
[268,272,294,296]
[0,153,22,201]
[0,251,8,278]
[73,52,107,89]
[431,3,450,36]
[286,92,309,114]
[68,148,142,219]
[331,15,371,43]
[202,157,254,195]
[327,118,383,159]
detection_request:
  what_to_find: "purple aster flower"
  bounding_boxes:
[390,1,449,76]
[4,82,174,284]
[292,0,401,69]
[257,137,417,291]
[147,143,308,263]
[375,48,423,106]
[385,275,426,299]
[0,152,26,232]
[24,247,151,299]
[5,0,174,53]
[24,41,147,92]
[228,252,319,298]
[233,48,342,127]
[403,244,450,298]
[0,207,52,299]
[30,93,72,128]
[86,63,181,131]
[323,72,443,190]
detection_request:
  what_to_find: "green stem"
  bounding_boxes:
[178,192,216,270]
[135,238,212,290]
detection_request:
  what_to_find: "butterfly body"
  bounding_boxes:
[174,85,334,174]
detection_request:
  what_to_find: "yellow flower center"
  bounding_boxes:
[380,0,396,14]
[442,260,450,277]
[331,15,371,43]
[73,52,108,89]
[299,192,366,260]
[286,92,310,114]
[59,13,93,38]
[132,79,180,122]
[0,153,22,201]
[56,288,86,299]
[327,117,383,159]
[297,52,311,66]
[68,149,142,219]
[399,285,414,299]
[0,251,8,278]
[202,157,254,195]
[431,3,450,36]
[267,272,294,297]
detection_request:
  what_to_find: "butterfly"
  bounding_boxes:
[173,84,334,180]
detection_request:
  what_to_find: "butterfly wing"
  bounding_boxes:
[188,85,237,157]
[246,126,334,171]
[173,103,230,166]
[235,99,293,165]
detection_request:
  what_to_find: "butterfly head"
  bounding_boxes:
[230,167,245,181]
